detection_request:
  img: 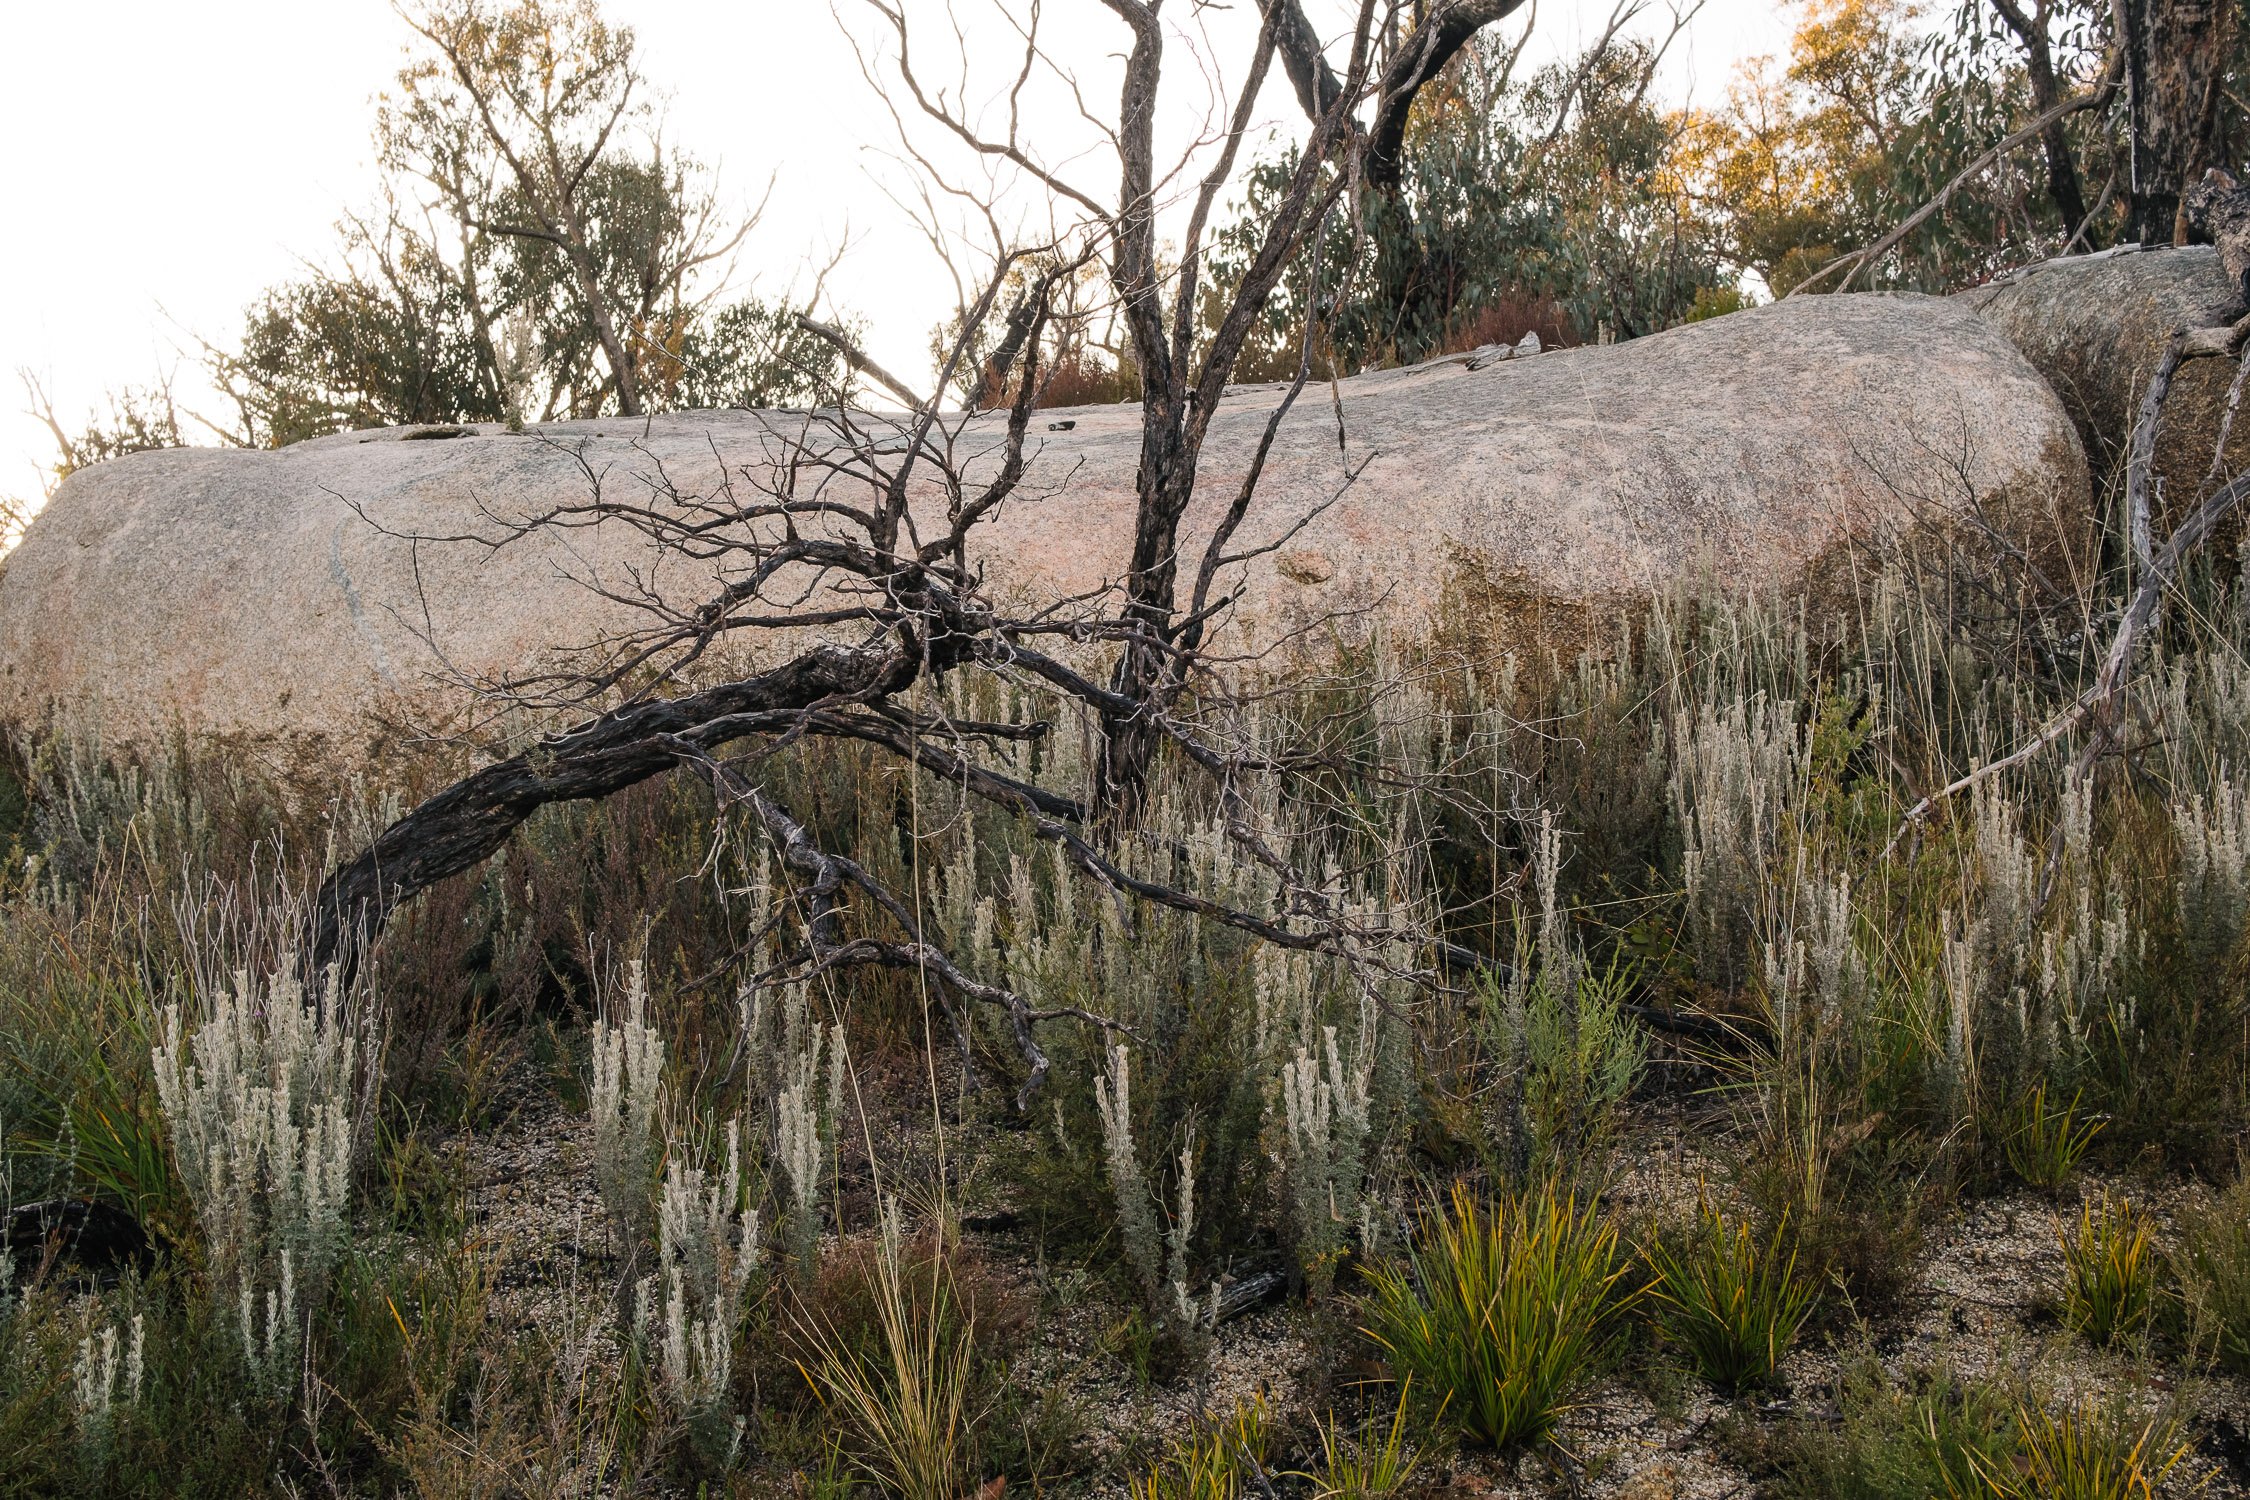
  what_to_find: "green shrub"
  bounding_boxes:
[1644,1207,1818,1391]
[1475,883,1646,1187]
[1361,1184,1631,1448]
[2058,1195,2159,1347]
[999,836,1281,1275]
[1736,1121,1928,1314]
[1756,1357,2018,1500]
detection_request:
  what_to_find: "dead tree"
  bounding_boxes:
[1079,0,1544,813]
[309,1,1528,1100]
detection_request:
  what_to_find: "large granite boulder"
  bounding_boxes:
[1957,244,2249,507]
[0,291,2088,776]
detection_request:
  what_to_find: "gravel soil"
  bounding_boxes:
[437,1084,2250,1497]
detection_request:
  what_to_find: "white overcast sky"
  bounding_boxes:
[0,0,1793,504]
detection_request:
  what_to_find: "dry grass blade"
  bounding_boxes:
[797,1203,977,1500]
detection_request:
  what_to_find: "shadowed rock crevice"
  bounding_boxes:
[1959,243,2250,511]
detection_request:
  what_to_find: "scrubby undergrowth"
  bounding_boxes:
[6,547,2250,1496]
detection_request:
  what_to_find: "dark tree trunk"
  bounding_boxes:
[1990,0,2092,231]
[307,642,909,979]
[1266,0,1531,365]
[2123,0,2237,244]
[1092,396,1198,824]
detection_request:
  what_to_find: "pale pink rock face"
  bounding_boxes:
[0,292,2085,777]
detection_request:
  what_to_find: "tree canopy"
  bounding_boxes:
[17,0,2248,480]
[206,0,847,451]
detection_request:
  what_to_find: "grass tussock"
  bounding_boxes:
[2175,1166,2250,1373]
[1301,1389,1421,1498]
[1971,1398,2187,1500]
[1128,1395,1273,1500]
[1999,1083,2105,1193]
[2059,1194,2160,1348]
[1360,1184,1631,1448]
[1644,1204,1819,1391]
[795,1207,980,1500]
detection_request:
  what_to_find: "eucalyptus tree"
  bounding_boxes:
[208,0,836,446]
[395,0,747,418]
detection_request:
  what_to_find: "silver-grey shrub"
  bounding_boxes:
[1094,1044,1213,1336]
[1258,933,1413,1295]
[150,962,371,1398]
[1277,997,1377,1295]
[738,978,841,1282]
[1670,690,1808,989]
[2175,774,2250,976]
[71,1311,145,1460]
[636,1117,762,1459]
[590,959,666,1252]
